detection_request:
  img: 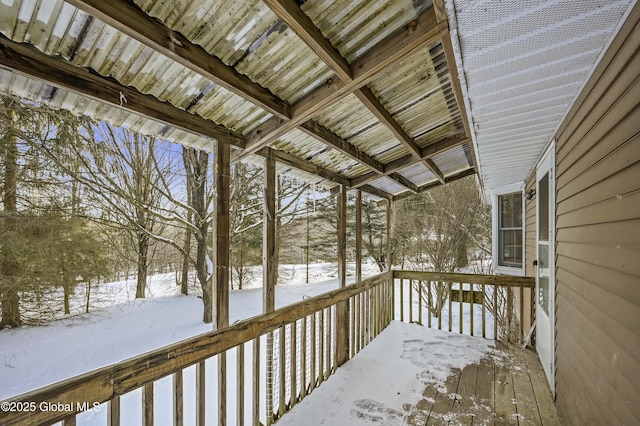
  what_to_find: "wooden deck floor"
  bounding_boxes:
[409,343,560,425]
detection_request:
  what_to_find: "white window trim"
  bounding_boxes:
[491,182,525,276]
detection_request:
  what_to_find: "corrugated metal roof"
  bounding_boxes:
[0,0,475,199]
[448,0,635,195]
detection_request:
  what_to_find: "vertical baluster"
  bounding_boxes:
[266,332,273,426]
[236,345,244,426]
[309,314,316,393]
[519,286,524,343]
[428,280,432,329]
[482,284,486,338]
[493,286,498,341]
[108,397,120,426]
[327,307,333,376]
[399,278,404,322]
[196,361,207,426]
[418,280,423,325]
[447,281,452,332]
[142,382,153,426]
[252,337,260,426]
[290,321,297,407]
[62,415,76,426]
[409,279,413,323]
[459,283,463,334]
[318,311,324,386]
[174,370,184,426]
[507,286,512,343]
[219,352,227,426]
[391,276,396,320]
[350,296,355,358]
[279,326,286,417]
[301,317,307,400]
[470,283,474,336]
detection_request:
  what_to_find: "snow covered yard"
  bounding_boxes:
[0,262,378,400]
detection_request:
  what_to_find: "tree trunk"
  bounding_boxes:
[183,147,212,323]
[0,108,22,329]
[136,231,149,298]
[180,196,192,295]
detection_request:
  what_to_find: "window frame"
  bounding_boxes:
[491,182,525,276]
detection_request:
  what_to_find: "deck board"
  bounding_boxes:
[280,323,560,426]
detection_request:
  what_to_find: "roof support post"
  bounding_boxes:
[336,184,349,366]
[214,140,230,426]
[355,190,362,283]
[263,150,277,314]
[263,150,277,426]
[386,200,392,272]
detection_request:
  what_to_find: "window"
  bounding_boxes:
[492,183,525,275]
[498,193,523,267]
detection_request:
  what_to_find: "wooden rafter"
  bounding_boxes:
[265,0,447,190]
[298,121,418,193]
[392,167,476,201]
[65,0,291,119]
[0,34,245,148]
[244,8,447,153]
[262,0,352,82]
[351,134,470,189]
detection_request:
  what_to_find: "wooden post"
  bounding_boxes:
[355,190,362,282]
[215,141,230,426]
[336,185,349,366]
[263,151,276,425]
[263,150,276,313]
[386,199,392,272]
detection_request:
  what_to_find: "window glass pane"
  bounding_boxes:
[499,229,523,267]
[497,192,523,268]
[539,173,549,242]
[500,193,522,228]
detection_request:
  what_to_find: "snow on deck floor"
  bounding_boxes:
[279,321,500,426]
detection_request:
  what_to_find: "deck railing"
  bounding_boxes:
[0,270,531,425]
[393,271,535,343]
[0,272,393,426]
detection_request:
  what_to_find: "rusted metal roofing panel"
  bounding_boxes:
[398,163,437,187]
[0,68,224,153]
[431,143,472,176]
[314,93,401,158]
[136,0,333,104]
[272,128,360,176]
[302,0,429,63]
[368,43,462,144]
[0,1,272,134]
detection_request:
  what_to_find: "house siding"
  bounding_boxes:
[553,3,640,425]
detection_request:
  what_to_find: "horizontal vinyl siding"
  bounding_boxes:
[554,3,640,425]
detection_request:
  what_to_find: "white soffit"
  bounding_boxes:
[447,0,636,195]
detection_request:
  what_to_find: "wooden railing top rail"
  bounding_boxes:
[392,270,535,287]
[0,272,391,425]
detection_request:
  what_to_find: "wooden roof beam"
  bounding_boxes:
[244,7,447,154]
[392,167,476,201]
[299,121,418,193]
[66,0,290,119]
[351,134,469,188]
[262,0,352,82]
[0,34,245,148]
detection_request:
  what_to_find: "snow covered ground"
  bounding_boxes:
[0,262,380,400]
[0,262,499,425]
